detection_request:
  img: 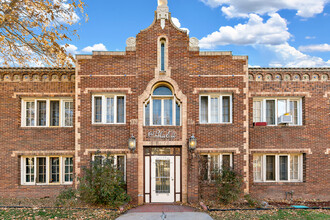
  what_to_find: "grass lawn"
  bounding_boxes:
[210,209,330,220]
[0,208,120,220]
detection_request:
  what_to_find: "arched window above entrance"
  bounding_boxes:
[145,84,180,126]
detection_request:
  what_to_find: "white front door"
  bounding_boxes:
[151,156,174,203]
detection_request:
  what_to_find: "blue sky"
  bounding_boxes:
[66,0,330,67]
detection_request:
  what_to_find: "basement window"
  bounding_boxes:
[21,156,73,185]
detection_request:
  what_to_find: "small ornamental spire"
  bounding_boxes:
[157,0,169,29]
[158,0,167,6]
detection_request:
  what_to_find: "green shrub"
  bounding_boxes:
[214,167,243,204]
[244,194,261,208]
[77,154,130,207]
[56,187,77,207]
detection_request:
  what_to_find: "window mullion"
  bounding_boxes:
[150,99,153,126]
[208,96,210,123]
[172,98,175,125]
[288,155,291,182]
[275,99,278,125]
[230,96,233,123]
[46,157,50,184]
[161,99,164,125]
[102,96,106,124]
[114,95,118,124]
[219,95,223,123]
[33,157,37,185]
[275,155,279,182]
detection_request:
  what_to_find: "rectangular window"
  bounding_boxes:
[64,101,74,127]
[37,157,46,183]
[266,100,275,125]
[253,101,262,122]
[92,95,126,124]
[201,153,233,181]
[253,155,262,182]
[64,157,73,183]
[37,101,47,126]
[50,157,60,183]
[253,154,303,182]
[253,98,302,126]
[22,99,73,127]
[94,96,102,123]
[50,101,60,126]
[92,154,126,182]
[25,102,35,126]
[21,156,73,185]
[200,95,232,124]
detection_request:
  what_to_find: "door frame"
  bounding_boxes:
[144,146,182,203]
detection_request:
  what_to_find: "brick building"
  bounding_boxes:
[0,2,329,204]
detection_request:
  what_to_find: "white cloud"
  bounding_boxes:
[305,36,316,40]
[199,13,290,49]
[171,17,190,34]
[54,0,80,24]
[62,44,78,55]
[267,43,330,67]
[200,0,329,18]
[81,43,107,53]
[299,43,330,52]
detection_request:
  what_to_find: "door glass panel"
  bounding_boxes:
[155,160,170,193]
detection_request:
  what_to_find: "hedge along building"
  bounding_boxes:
[0,1,329,204]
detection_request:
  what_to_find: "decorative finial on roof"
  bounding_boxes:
[157,0,169,29]
[158,0,167,6]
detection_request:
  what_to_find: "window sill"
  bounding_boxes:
[143,125,181,128]
[21,183,73,186]
[20,126,74,129]
[252,125,305,128]
[252,181,304,186]
[92,123,127,127]
[198,123,233,127]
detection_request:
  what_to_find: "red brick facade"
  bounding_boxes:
[0,6,329,203]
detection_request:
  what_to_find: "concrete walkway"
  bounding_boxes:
[116,204,213,220]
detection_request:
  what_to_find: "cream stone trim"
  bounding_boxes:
[92,51,125,56]
[142,141,184,146]
[74,66,81,188]
[199,51,232,56]
[193,88,240,94]
[138,76,187,205]
[155,36,171,77]
[324,92,330,98]
[325,149,330,154]
[76,55,92,60]
[84,149,130,156]
[83,88,132,94]
[250,148,312,154]
[189,75,245,77]
[11,150,74,157]
[80,75,135,78]
[249,92,311,98]
[196,148,240,154]
[12,92,74,98]
[233,55,248,60]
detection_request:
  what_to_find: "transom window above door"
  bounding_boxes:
[144,85,181,126]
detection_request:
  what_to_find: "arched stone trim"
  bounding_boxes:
[137,76,188,204]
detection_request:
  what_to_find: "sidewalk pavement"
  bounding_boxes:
[116,204,213,220]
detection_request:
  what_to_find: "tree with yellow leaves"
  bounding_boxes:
[0,0,87,67]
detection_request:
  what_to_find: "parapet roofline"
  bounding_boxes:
[0,67,75,72]
[249,67,330,71]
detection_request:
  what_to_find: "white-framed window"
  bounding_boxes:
[160,38,166,72]
[92,154,126,182]
[200,153,233,181]
[21,98,73,127]
[199,94,232,124]
[253,97,302,125]
[253,154,303,182]
[144,86,181,126]
[92,94,126,124]
[21,156,73,185]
